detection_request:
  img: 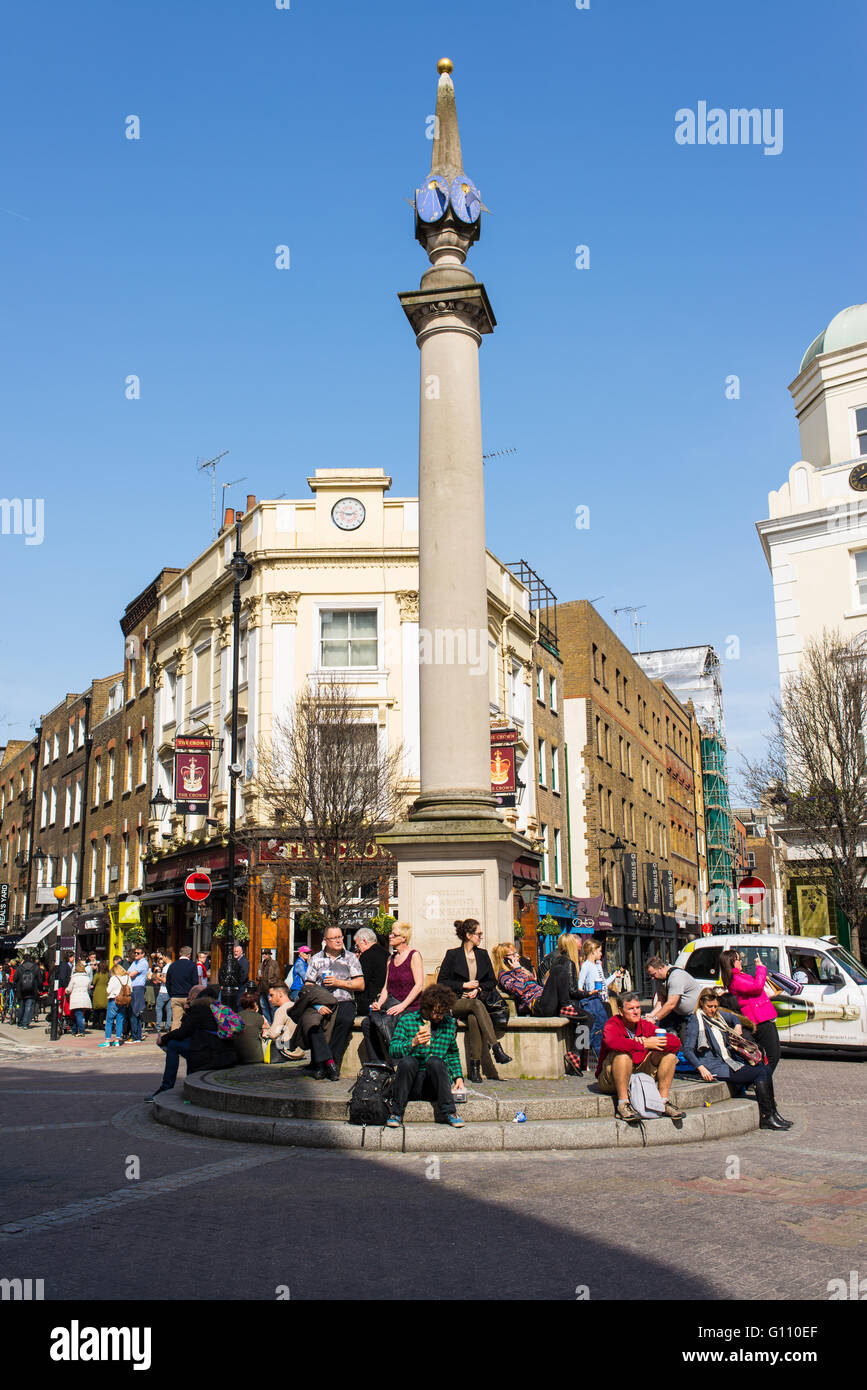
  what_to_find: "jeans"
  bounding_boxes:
[160,1038,191,1088]
[105,999,125,1041]
[582,996,609,1054]
[16,995,35,1028]
[72,1008,86,1036]
[129,987,145,1041]
[391,1056,455,1118]
[260,993,275,1025]
[155,993,172,1032]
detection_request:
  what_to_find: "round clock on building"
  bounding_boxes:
[331,497,366,531]
[449,174,482,223]
[849,462,867,492]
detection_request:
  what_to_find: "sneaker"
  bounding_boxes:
[663,1100,686,1120]
[147,1086,173,1102]
[98,1041,112,1048]
[616,1099,640,1123]
[110,1040,121,1047]
[444,1112,465,1128]
[385,1114,402,1128]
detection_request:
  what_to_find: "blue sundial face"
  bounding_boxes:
[416,174,450,222]
[450,174,482,223]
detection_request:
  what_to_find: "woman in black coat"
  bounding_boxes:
[149,986,237,1099]
[437,920,511,1083]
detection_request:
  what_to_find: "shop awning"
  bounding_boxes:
[137,881,231,905]
[16,910,74,949]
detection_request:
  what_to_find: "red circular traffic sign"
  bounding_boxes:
[184,872,212,902]
[738,875,766,904]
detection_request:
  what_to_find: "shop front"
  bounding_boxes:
[142,846,242,965]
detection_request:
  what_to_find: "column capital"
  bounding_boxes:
[395,590,419,623]
[399,281,496,340]
[270,591,300,624]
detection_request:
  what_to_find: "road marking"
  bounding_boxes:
[0,1146,292,1240]
[2,1120,110,1133]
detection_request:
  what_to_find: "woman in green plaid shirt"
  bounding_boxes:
[388,984,466,1128]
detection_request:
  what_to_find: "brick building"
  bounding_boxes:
[0,738,38,939]
[558,600,701,993]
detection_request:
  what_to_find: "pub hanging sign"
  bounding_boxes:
[174,734,213,814]
[661,868,676,915]
[490,726,517,807]
[645,861,661,913]
[623,852,640,907]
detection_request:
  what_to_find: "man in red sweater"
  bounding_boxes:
[596,992,685,1122]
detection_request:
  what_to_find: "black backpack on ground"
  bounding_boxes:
[16,961,40,995]
[348,1062,394,1128]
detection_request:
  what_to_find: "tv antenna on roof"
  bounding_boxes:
[221,477,248,515]
[198,451,229,537]
[482,447,517,464]
[614,604,647,654]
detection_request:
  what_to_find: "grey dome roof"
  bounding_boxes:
[799,303,867,373]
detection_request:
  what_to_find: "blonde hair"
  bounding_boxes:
[491,942,514,976]
[74,960,87,973]
[392,921,412,945]
[557,934,582,969]
[111,962,127,978]
[580,938,601,964]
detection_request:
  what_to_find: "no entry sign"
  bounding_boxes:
[738,875,766,905]
[184,872,212,902]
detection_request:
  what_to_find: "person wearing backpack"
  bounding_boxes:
[149,984,238,1099]
[14,956,42,1029]
[596,991,684,1124]
[99,963,131,1047]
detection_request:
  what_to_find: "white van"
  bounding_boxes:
[673,934,867,1055]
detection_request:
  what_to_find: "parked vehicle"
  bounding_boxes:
[674,934,867,1055]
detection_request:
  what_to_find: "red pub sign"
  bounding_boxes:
[490,726,517,799]
[174,734,212,812]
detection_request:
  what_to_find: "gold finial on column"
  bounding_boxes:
[437,57,453,74]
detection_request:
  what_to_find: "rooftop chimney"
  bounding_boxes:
[223,507,235,529]
[246,494,256,512]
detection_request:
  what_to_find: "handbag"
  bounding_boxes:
[482,988,510,1030]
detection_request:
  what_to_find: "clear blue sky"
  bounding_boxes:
[1,0,864,785]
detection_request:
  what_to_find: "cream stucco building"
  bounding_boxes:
[757,302,867,683]
[144,468,545,961]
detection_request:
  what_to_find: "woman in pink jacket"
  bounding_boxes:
[720,949,791,1128]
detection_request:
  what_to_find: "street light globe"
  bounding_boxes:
[54,884,68,903]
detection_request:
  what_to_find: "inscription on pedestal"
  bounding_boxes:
[409,871,486,972]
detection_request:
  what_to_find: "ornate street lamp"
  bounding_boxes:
[221,517,251,1008]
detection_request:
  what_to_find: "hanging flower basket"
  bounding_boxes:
[213,917,249,943]
[368,906,396,939]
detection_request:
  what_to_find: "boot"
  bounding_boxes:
[491,1042,512,1065]
[755,1080,788,1130]
[467,1060,482,1084]
[768,1077,793,1127]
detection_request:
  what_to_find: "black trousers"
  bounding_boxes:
[308,1000,356,1070]
[391,1056,455,1117]
[753,1019,781,1074]
[361,996,400,1063]
[726,1060,770,1091]
[533,965,578,1018]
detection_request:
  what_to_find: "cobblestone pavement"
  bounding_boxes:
[0,1035,864,1302]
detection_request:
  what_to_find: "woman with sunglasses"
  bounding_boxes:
[362,922,424,1063]
[683,988,789,1131]
[720,947,790,1126]
[437,919,511,1083]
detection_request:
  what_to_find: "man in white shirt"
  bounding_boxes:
[304,927,364,1076]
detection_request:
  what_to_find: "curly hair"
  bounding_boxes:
[454,918,481,942]
[418,983,457,1019]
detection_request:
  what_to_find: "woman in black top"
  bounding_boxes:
[437,919,511,1083]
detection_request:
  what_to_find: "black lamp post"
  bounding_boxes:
[221,517,250,1008]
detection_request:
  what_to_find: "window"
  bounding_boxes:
[615,669,622,703]
[70,850,78,897]
[601,654,608,690]
[855,405,867,456]
[627,744,633,779]
[194,641,212,708]
[746,851,756,869]
[107,750,115,800]
[598,784,606,830]
[67,723,75,754]
[595,717,603,758]
[320,610,377,667]
[619,736,626,773]
[108,682,124,715]
[74,778,82,823]
[591,644,599,681]
[135,827,144,889]
[854,551,867,608]
[93,758,102,805]
[509,661,524,724]
[541,822,549,882]
[64,785,71,827]
[142,629,150,688]
[128,656,137,700]
[77,714,85,748]
[40,790,47,828]
[605,724,611,763]
[49,785,57,824]
[538,738,546,786]
[165,669,177,725]
[549,675,557,712]
[622,677,629,712]
[553,828,561,885]
[622,797,628,835]
[536,666,544,701]
[52,732,59,761]
[43,740,50,767]
[122,832,130,892]
[139,731,148,786]
[90,844,98,897]
[607,788,613,832]
[125,737,133,793]
[103,837,111,895]
[551,746,559,793]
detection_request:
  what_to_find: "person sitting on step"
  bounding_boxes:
[683,988,789,1131]
[387,984,466,1129]
[437,919,512,1082]
[596,991,684,1124]
[492,943,587,1023]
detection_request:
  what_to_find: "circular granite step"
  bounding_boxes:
[151,1064,760,1151]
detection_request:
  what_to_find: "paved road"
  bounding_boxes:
[0,1030,865,1303]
